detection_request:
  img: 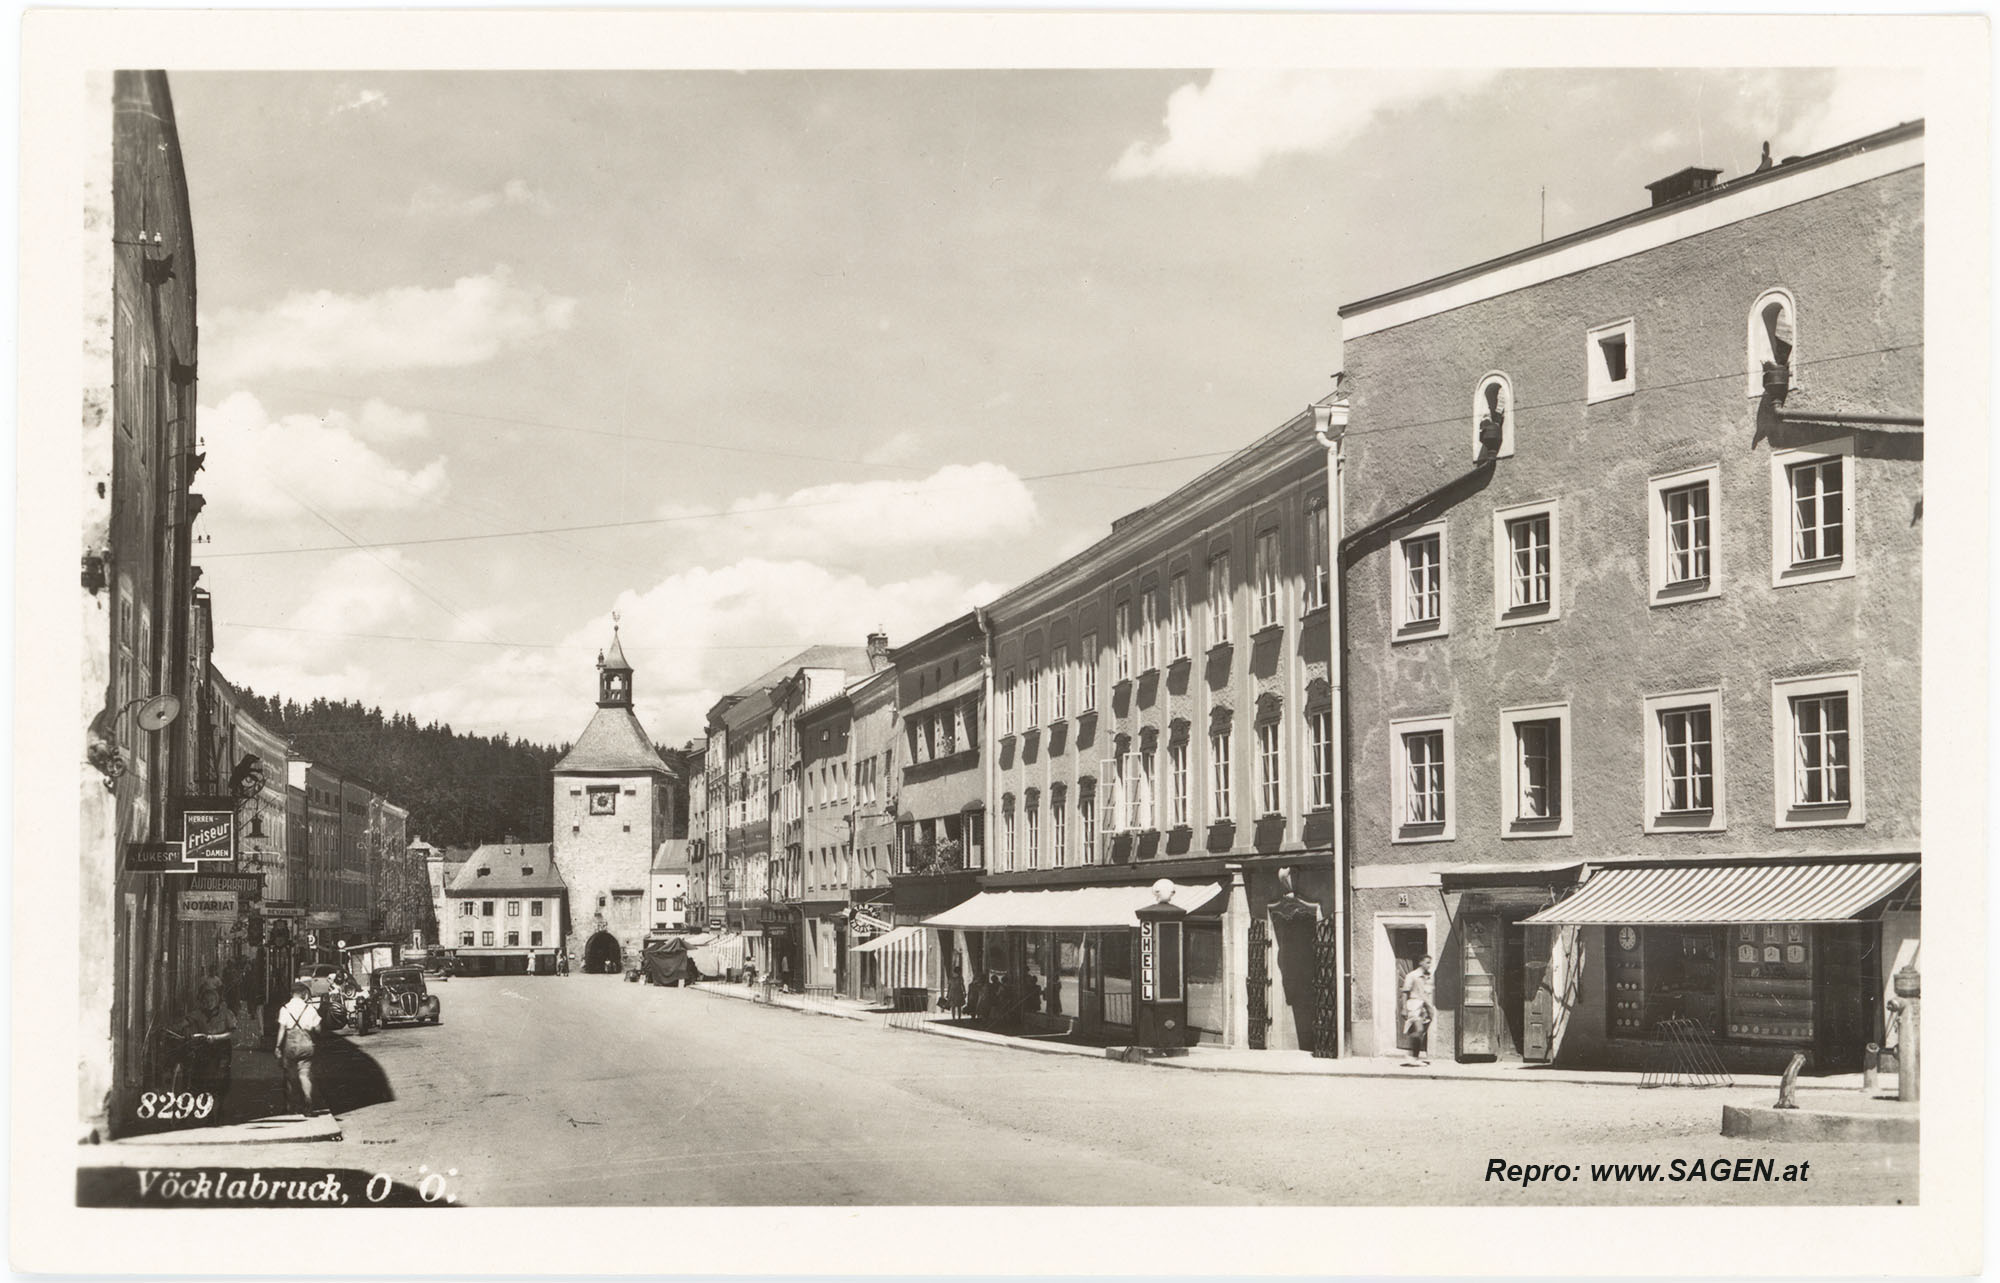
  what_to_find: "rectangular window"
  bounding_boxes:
[1791,694,1850,805]
[1645,690,1726,833]
[1257,722,1282,816]
[1494,501,1559,624]
[460,901,474,917]
[1079,633,1099,712]
[507,900,520,916]
[482,901,494,917]
[1391,716,1454,842]
[1208,554,1232,645]
[1254,529,1281,628]
[531,931,543,946]
[1026,662,1042,728]
[1079,784,1097,857]
[1395,524,1447,637]
[1404,732,1446,825]
[481,931,494,946]
[1024,802,1040,868]
[1115,601,1132,680]
[1586,318,1636,402]
[461,932,475,947]
[1305,498,1330,610]
[1789,458,1843,565]
[507,931,520,947]
[1308,710,1334,810]
[1209,731,1232,821]
[1168,741,1190,826]
[1649,466,1723,604]
[1663,484,1710,584]
[1050,644,1069,719]
[530,900,543,916]
[1138,749,1156,830]
[1002,669,1016,736]
[656,898,668,912]
[1660,708,1713,812]
[1100,759,1123,835]
[1003,806,1017,865]
[1499,708,1570,838]
[1052,796,1067,866]
[1168,573,1190,659]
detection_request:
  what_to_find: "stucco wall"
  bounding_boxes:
[1339,166,1923,1057]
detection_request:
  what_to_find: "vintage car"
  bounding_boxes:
[369,965,443,1028]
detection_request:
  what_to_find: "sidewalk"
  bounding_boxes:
[688,979,1891,1094]
[113,1014,344,1147]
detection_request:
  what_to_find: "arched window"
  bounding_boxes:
[1472,372,1515,460]
[1748,288,1797,397]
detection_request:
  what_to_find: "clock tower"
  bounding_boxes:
[550,621,679,973]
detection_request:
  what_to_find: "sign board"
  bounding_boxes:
[190,871,261,897]
[123,842,193,873]
[1140,921,1156,1001]
[181,807,235,863]
[177,889,238,922]
[262,905,305,919]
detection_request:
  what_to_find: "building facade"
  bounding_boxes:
[650,839,690,933]
[840,665,901,1000]
[551,628,679,974]
[956,419,1336,1051]
[446,842,567,975]
[1335,123,1923,1071]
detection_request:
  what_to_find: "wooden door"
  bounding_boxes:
[1521,924,1554,1062]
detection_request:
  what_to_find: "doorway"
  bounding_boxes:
[583,930,623,974]
[1385,924,1429,1052]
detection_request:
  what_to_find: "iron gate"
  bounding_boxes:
[1312,918,1339,1059]
[1247,919,1271,1050]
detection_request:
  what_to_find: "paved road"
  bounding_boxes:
[100,975,1917,1206]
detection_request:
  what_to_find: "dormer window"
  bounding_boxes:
[476,866,490,877]
[1473,372,1514,459]
[1748,288,1797,397]
[1586,319,1635,402]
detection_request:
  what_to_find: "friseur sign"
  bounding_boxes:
[181,807,234,863]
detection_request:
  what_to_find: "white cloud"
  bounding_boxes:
[409,178,549,218]
[1112,68,1499,181]
[200,390,448,522]
[331,88,388,116]
[660,462,1037,562]
[863,429,925,466]
[1763,69,1924,159]
[204,268,578,382]
[408,559,1002,743]
[216,552,426,702]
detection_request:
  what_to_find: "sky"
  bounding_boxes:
[169,66,1924,749]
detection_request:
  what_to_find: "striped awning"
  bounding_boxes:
[851,925,924,955]
[1522,860,1918,926]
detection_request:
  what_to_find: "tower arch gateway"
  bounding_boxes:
[551,622,680,975]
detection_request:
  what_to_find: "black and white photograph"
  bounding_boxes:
[15,9,1989,1277]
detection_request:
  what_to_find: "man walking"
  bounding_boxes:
[275,980,323,1116]
[1401,954,1436,1065]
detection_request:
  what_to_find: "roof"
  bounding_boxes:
[727,645,876,701]
[447,843,567,894]
[555,704,674,775]
[652,839,690,875]
[601,628,633,672]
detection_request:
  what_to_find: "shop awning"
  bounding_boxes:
[1521,860,1918,926]
[852,925,924,955]
[922,882,1223,930]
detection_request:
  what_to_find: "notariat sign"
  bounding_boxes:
[177,890,238,923]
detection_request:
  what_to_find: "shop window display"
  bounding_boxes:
[1726,923,1816,1042]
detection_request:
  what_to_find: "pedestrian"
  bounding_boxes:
[1401,954,1436,1065]
[944,961,967,1023]
[177,977,237,1119]
[276,980,323,1115]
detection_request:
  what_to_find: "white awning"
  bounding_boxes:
[852,925,924,954]
[922,882,1223,930]
[1522,860,1918,926]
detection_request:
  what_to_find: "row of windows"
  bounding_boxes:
[456,898,548,916]
[460,930,546,947]
[991,710,1338,869]
[1388,672,1863,843]
[1392,449,1855,639]
[997,502,1331,738]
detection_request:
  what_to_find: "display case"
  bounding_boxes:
[1724,922,1816,1042]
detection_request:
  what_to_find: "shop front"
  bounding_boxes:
[922,881,1225,1043]
[1524,857,1919,1074]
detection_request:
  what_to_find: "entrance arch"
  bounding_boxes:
[584,931,624,974]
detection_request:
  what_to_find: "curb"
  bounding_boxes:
[1720,1103,1918,1143]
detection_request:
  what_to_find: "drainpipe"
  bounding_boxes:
[1311,394,1349,1059]
[1770,406,1923,429]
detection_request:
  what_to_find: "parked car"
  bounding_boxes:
[369,965,443,1028]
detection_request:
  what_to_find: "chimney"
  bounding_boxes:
[1644,166,1723,208]
[866,632,890,671]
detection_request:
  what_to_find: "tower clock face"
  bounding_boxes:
[1618,926,1639,952]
